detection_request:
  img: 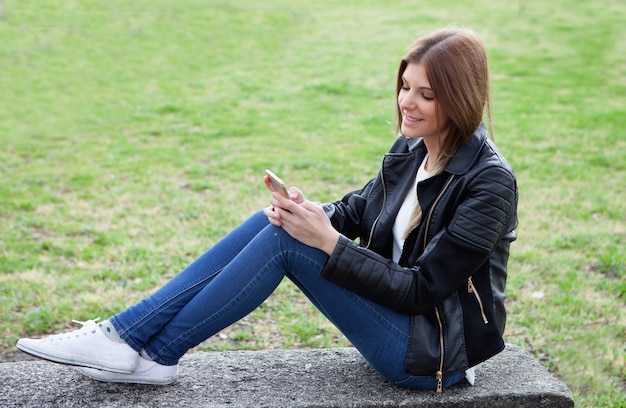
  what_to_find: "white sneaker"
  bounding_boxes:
[76,356,179,385]
[16,318,138,374]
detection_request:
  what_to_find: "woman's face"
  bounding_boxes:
[397,63,450,141]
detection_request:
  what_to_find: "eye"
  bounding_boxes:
[421,93,434,101]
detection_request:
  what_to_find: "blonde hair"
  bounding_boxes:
[395,28,494,236]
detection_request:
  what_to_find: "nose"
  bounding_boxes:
[398,91,416,112]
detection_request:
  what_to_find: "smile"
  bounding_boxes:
[403,114,423,124]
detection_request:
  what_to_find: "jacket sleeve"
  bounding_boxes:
[322,177,377,240]
[320,166,517,315]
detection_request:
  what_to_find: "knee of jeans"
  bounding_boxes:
[267,224,302,250]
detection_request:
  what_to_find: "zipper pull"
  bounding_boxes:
[436,370,443,393]
[468,276,489,324]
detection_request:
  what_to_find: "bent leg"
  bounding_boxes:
[134,224,464,389]
[110,210,270,352]
[141,225,330,365]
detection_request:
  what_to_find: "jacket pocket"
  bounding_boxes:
[467,276,489,324]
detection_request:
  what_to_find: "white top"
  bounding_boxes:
[392,155,430,262]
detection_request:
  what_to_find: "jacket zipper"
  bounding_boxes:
[467,276,489,324]
[434,307,445,393]
[422,175,455,249]
[365,167,387,249]
[423,174,455,393]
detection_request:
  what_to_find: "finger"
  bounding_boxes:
[263,206,274,218]
[270,192,298,213]
[263,175,275,193]
[299,200,319,212]
[274,205,304,231]
[264,206,282,226]
[288,187,305,203]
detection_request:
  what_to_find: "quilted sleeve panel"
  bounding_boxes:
[448,166,517,251]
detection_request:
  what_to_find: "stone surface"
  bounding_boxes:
[0,344,573,407]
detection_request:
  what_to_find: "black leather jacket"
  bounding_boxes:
[321,124,518,383]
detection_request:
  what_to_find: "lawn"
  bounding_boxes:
[1,0,624,406]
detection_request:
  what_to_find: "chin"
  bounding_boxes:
[401,129,421,139]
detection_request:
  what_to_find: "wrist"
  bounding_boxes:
[322,231,340,256]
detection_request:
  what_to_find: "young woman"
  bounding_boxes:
[17,27,518,392]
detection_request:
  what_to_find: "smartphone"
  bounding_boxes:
[265,169,290,199]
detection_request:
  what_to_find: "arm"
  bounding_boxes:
[322,177,377,240]
[320,166,517,315]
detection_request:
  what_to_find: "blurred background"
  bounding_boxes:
[0,1,624,406]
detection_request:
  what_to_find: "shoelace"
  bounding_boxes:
[48,318,101,340]
[71,318,101,327]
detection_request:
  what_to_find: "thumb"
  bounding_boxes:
[288,187,305,203]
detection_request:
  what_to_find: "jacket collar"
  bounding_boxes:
[405,122,488,176]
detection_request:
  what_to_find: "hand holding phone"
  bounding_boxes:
[265,169,290,200]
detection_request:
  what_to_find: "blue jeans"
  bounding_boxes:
[110,210,465,390]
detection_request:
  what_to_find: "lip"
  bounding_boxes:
[403,114,423,126]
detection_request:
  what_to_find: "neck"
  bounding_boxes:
[421,127,450,171]
[422,139,440,172]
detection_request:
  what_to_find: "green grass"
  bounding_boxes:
[1,0,624,406]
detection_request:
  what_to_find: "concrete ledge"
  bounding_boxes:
[0,344,573,407]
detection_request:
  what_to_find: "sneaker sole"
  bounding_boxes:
[76,367,178,385]
[16,341,135,374]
